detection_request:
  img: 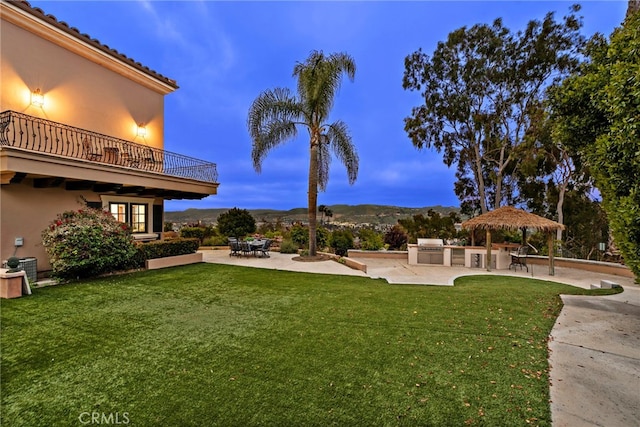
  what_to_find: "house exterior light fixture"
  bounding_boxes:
[31,88,44,107]
[136,123,147,138]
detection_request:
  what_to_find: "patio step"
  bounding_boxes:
[591,279,621,290]
[600,279,621,289]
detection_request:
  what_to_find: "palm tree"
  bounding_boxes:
[248,51,359,256]
[318,204,327,225]
[324,208,333,225]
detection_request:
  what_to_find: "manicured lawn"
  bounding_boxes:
[1,264,619,426]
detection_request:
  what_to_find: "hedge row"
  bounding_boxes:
[133,238,200,267]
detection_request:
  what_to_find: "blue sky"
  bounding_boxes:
[30,1,628,211]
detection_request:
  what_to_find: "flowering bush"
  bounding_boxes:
[41,208,137,280]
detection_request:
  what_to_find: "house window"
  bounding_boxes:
[131,204,147,233]
[110,203,127,223]
[109,202,147,233]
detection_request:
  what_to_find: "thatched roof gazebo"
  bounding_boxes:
[461,206,565,275]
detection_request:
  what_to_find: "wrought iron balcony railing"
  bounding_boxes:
[0,110,218,184]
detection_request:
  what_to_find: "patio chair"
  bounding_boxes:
[82,137,102,161]
[509,246,529,272]
[240,241,254,257]
[255,239,272,258]
[228,238,241,257]
[143,148,161,172]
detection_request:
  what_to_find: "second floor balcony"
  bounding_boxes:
[0,110,218,199]
[1,110,218,183]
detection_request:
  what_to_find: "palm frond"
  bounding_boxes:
[317,133,331,191]
[294,51,356,124]
[326,120,359,185]
[247,88,305,172]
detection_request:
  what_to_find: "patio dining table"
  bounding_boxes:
[249,240,266,256]
[249,240,265,250]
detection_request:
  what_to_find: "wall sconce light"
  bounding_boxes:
[136,123,147,138]
[31,88,44,107]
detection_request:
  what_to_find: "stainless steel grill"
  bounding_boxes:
[417,239,444,264]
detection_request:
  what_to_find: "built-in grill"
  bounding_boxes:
[417,238,445,265]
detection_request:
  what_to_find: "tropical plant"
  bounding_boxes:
[324,208,333,224]
[248,50,359,256]
[216,208,256,240]
[318,205,327,225]
[41,208,137,280]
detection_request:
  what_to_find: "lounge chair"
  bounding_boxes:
[509,246,529,272]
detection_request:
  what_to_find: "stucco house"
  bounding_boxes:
[0,0,219,275]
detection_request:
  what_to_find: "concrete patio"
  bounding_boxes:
[200,248,636,289]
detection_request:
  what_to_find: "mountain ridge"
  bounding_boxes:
[165,204,460,226]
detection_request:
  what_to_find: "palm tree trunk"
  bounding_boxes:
[308,134,319,256]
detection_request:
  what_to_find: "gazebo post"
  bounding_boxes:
[486,229,492,272]
[548,232,555,276]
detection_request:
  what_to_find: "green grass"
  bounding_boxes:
[1,264,620,426]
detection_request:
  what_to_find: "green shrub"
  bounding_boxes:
[290,224,308,247]
[132,238,200,268]
[330,229,354,257]
[217,208,256,239]
[316,227,329,251]
[289,225,328,250]
[358,229,384,251]
[180,225,216,243]
[41,208,137,280]
[264,230,282,240]
[180,226,206,242]
[279,239,299,254]
[202,235,228,246]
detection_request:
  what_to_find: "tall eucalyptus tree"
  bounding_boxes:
[248,51,358,256]
[403,5,584,215]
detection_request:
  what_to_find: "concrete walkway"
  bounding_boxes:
[200,249,640,426]
[548,287,640,427]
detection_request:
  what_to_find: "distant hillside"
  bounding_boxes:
[165,205,460,226]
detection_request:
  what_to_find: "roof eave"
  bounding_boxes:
[2,0,179,94]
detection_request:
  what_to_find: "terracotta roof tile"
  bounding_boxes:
[6,0,179,89]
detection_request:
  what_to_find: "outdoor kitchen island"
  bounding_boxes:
[408,239,520,270]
